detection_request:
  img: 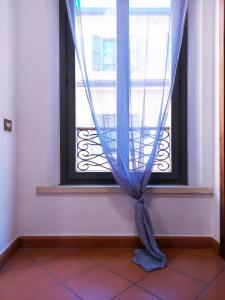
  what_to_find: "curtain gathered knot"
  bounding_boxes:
[134,197,167,271]
[136,197,144,204]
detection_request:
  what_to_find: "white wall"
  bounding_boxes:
[0,0,17,254]
[188,0,215,187]
[16,0,219,238]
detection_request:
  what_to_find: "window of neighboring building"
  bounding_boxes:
[92,36,116,71]
[60,0,187,185]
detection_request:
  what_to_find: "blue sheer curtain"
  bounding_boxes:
[65,0,188,271]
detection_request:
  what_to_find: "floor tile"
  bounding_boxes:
[0,251,36,274]
[161,248,183,263]
[42,254,95,282]
[20,247,68,264]
[0,266,58,300]
[137,267,205,300]
[113,285,159,300]
[169,249,225,282]
[31,284,80,300]
[79,247,127,263]
[66,266,131,300]
[105,250,147,282]
[197,270,225,300]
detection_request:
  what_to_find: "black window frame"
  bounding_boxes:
[60,0,187,185]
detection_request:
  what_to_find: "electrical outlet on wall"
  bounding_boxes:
[4,119,12,132]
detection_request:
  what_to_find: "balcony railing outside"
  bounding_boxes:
[76,127,171,172]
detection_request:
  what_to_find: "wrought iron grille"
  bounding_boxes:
[76,127,171,172]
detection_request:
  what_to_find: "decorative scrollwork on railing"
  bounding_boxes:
[76,127,171,172]
[77,128,111,171]
[153,128,170,172]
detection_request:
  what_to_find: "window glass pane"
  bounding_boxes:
[129,1,172,172]
[76,1,116,172]
[92,36,101,71]
[76,0,172,173]
[103,39,116,71]
[130,0,170,8]
[80,0,115,8]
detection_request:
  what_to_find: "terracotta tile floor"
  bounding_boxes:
[0,247,225,300]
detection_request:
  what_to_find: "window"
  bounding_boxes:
[92,36,116,71]
[60,0,187,185]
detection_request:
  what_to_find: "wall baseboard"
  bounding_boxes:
[0,238,19,270]
[0,235,220,271]
[18,235,220,253]
[157,236,219,253]
[210,237,220,254]
[19,236,142,248]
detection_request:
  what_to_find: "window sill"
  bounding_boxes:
[36,185,214,195]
